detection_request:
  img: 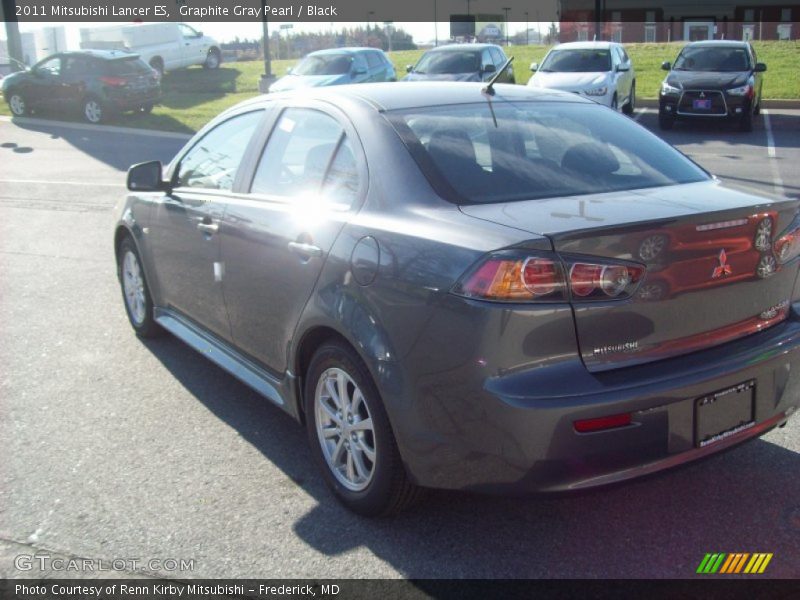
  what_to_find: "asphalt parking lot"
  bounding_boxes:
[1,109,799,580]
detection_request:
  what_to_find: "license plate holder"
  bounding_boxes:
[695,380,755,448]
[693,98,712,110]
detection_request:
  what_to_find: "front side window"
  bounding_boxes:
[36,57,61,76]
[63,57,92,76]
[176,111,263,191]
[388,102,708,205]
[251,108,359,207]
[674,47,752,71]
[540,49,612,73]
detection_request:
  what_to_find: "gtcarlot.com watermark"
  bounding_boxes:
[14,553,195,573]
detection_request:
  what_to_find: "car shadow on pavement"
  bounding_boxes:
[139,334,800,579]
[6,119,187,171]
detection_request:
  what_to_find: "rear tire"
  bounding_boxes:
[305,341,423,516]
[622,82,635,115]
[149,58,164,77]
[204,48,221,70]
[118,237,162,338]
[82,96,107,124]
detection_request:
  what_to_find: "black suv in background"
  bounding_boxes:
[658,40,766,132]
[2,50,161,124]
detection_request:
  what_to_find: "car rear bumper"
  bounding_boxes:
[394,312,800,493]
[109,89,161,110]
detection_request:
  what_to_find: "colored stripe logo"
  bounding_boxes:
[696,553,773,574]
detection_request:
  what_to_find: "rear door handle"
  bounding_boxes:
[288,241,323,258]
[197,222,219,234]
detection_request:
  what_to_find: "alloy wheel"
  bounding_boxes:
[84,100,102,123]
[122,250,147,325]
[315,367,376,492]
[9,94,26,116]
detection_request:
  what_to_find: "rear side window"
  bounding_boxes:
[490,47,506,67]
[388,102,708,204]
[250,109,359,208]
[176,111,263,191]
[365,52,382,69]
[106,57,152,76]
[64,56,93,76]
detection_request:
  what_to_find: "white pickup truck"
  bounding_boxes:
[79,23,221,75]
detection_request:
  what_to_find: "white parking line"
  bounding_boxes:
[0,179,124,187]
[634,108,649,122]
[762,110,785,197]
[763,109,777,158]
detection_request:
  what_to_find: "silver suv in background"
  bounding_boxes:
[528,41,635,114]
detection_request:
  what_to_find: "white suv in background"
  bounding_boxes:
[528,41,636,114]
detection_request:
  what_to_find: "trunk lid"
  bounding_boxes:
[461,181,800,371]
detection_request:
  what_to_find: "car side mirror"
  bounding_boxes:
[483,64,496,74]
[755,62,767,72]
[406,64,414,73]
[530,62,538,72]
[616,64,630,72]
[661,61,671,71]
[127,160,167,192]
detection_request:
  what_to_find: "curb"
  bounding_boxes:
[0,115,193,140]
[638,98,800,109]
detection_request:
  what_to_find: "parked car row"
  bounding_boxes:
[3,40,768,131]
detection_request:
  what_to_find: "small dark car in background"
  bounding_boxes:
[2,50,161,124]
[658,40,766,132]
[404,43,515,83]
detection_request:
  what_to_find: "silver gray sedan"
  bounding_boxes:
[116,82,800,516]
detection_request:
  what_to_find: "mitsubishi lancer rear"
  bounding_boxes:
[382,91,800,497]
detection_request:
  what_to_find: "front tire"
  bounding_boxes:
[305,341,421,516]
[118,237,161,338]
[739,109,753,132]
[7,91,30,116]
[622,82,635,115]
[658,110,675,130]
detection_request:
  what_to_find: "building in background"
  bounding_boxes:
[560,1,798,43]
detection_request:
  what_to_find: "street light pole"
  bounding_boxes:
[258,0,275,93]
[503,7,511,46]
[434,0,438,47]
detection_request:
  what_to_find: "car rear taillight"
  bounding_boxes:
[99,76,127,87]
[774,216,800,265]
[452,252,645,303]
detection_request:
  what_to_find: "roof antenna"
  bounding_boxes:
[482,56,514,96]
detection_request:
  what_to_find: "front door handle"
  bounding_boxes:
[288,241,323,258]
[197,222,219,234]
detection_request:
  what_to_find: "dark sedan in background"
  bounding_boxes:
[658,40,766,131]
[2,50,161,124]
[117,82,799,516]
[404,43,515,83]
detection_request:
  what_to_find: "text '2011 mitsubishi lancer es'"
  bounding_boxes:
[115,81,800,516]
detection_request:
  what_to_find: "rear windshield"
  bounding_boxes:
[294,54,353,75]
[105,57,152,76]
[387,102,709,205]
[414,51,481,74]
[674,47,751,71]
[540,49,612,72]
